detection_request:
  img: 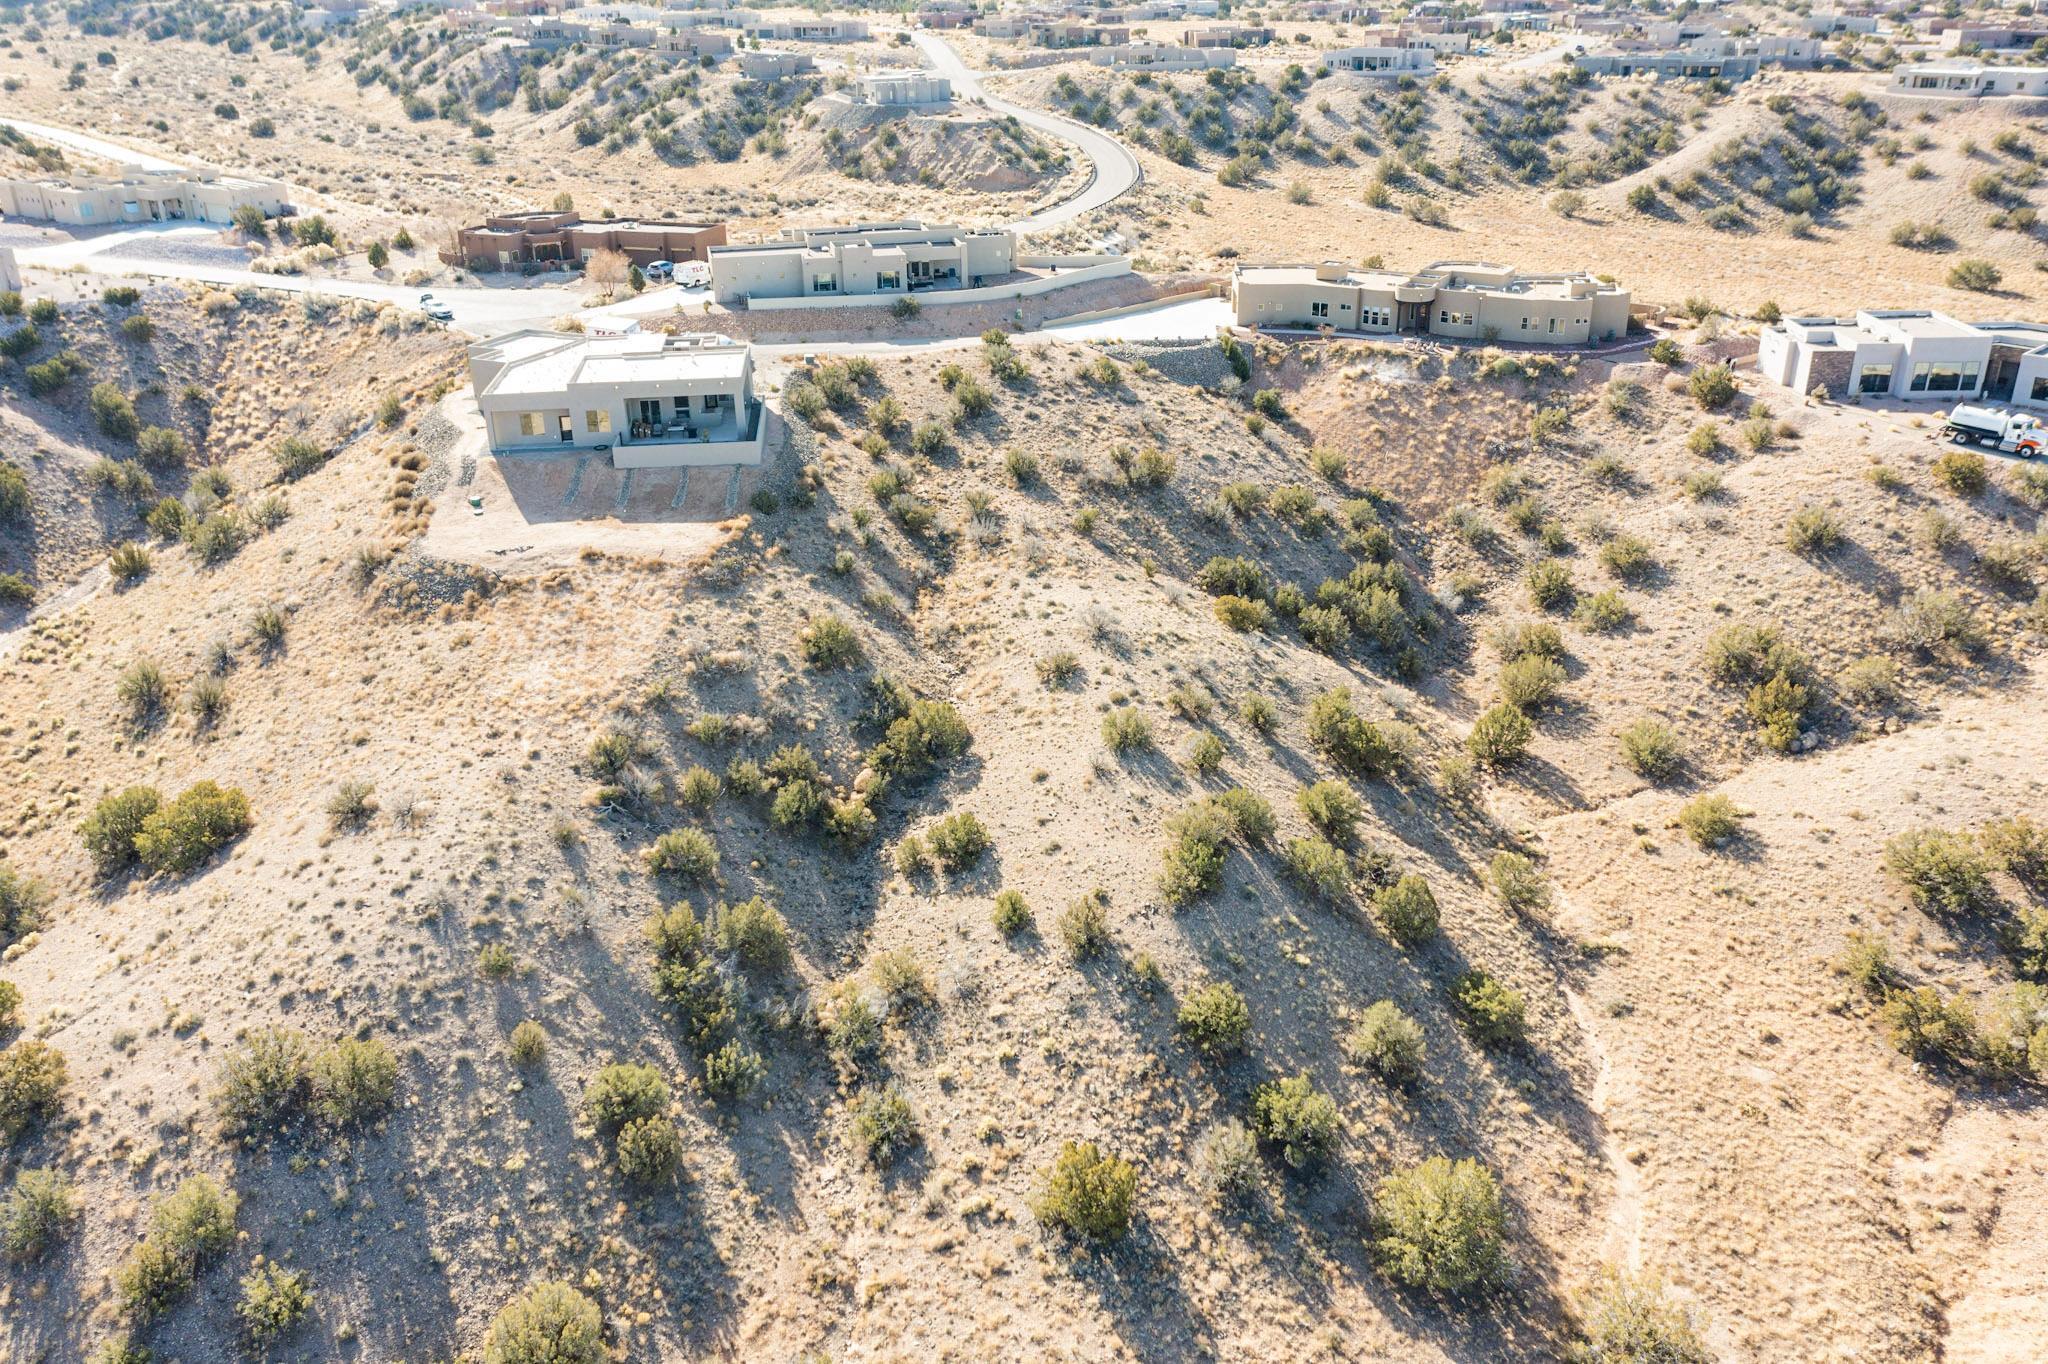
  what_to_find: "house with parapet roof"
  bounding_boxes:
[1758,310,2048,404]
[1230,261,1632,344]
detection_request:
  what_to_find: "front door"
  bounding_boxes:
[558,414,573,442]
[638,399,663,428]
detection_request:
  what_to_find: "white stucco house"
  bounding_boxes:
[708,221,1017,304]
[1758,310,2048,405]
[466,330,767,469]
[1889,61,2048,96]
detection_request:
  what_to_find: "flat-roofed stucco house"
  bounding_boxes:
[1231,261,1632,344]
[709,221,1016,304]
[1091,41,1236,69]
[741,16,868,40]
[1889,61,2048,96]
[737,49,816,78]
[452,212,726,270]
[857,71,952,105]
[1319,44,1435,74]
[0,165,290,227]
[467,330,767,469]
[1758,310,2048,404]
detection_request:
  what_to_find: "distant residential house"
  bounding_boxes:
[1890,61,2048,95]
[1182,23,1272,46]
[857,71,953,105]
[1091,41,1236,69]
[741,16,868,41]
[1029,20,1130,46]
[0,165,290,227]
[709,221,1017,304]
[736,48,816,78]
[467,329,768,469]
[1759,310,2048,404]
[1231,260,1632,344]
[1805,10,1880,35]
[1572,47,1761,80]
[1402,29,1471,53]
[1318,44,1435,75]
[451,211,727,270]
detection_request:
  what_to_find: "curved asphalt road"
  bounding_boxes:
[910,30,1141,232]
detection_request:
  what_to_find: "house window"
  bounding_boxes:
[1859,365,1893,395]
[519,412,546,436]
[811,274,838,293]
[1311,301,1330,319]
[1548,318,1560,334]
[703,393,727,412]
[1909,360,1980,393]
[2030,375,2048,403]
[584,409,612,433]
[877,271,900,289]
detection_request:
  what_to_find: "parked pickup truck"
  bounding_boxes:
[1943,404,2044,456]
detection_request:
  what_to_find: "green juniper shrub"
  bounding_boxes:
[1497,655,1566,711]
[0,980,17,1032]
[1526,559,1575,611]
[824,989,884,1072]
[871,948,933,1013]
[2,1167,75,1262]
[1032,1141,1137,1243]
[1250,1073,1341,1171]
[1618,718,1684,781]
[1285,836,1353,901]
[236,1261,312,1350]
[1467,703,1534,767]
[1486,851,1550,915]
[1373,873,1439,947]
[1453,969,1527,1047]
[1211,788,1275,844]
[1176,982,1251,1056]
[309,1037,397,1129]
[799,611,862,669]
[710,896,790,973]
[133,781,252,876]
[1241,693,1278,733]
[1677,794,1742,849]
[1058,893,1111,959]
[1306,688,1395,776]
[116,1175,238,1321]
[214,1027,312,1139]
[584,1063,669,1134]
[615,1115,683,1184]
[0,1040,66,1142]
[1159,802,1231,906]
[1346,1001,1426,1086]
[483,1282,604,1364]
[1884,828,1994,914]
[1881,986,1980,1069]
[1578,1268,1715,1364]
[1835,930,1898,997]
[79,786,162,877]
[644,828,718,881]
[1101,706,1153,754]
[849,1087,920,1166]
[1370,1157,1510,1294]
[927,811,991,872]
[1298,779,1364,843]
[992,888,1032,936]
[1980,816,2048,887]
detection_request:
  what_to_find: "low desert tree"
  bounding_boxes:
[1884,828,1993,914]
[709,896,790,974]
[615,1116,682,1184]
[1032,1141,1137,1243]
[133,781,252,876]
[310,1038,398,1129]
[80,785,164,876]
[484,1282,604,1364]
[0,861,49,946]
[88,382,138,439]
[1578,1268,1715,1364]
[115,1175,238,1320]
[214,1027,311,1139]
[849,1087,920,1166]
[1176,982,1251,1056]
[584,1062,669,1134]
[1251,1073,1341,1170]
[1467,703,1534,767]
[1486,851,1550,914]
[644,828,717,882]
[236,1261,312,1349]
[1346,1001,1426,1085]
[1453,969,1526,1047]
[1687,363,1737,411]
[1617,718,1684,782]
[1306,688,1396,776]
[1374,873,1439,947]
[0,1040,66,1142]
[2,1167,75,1262]
[1371,1157,1510,1294]
[1678,794,1742,849]
[1298,779,1364,842]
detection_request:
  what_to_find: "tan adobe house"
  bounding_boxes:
[709,221,1016,304]
[451,212,726,270]
[1231,261,1631,344]
[0,165,290,227]
[467,329,766,469]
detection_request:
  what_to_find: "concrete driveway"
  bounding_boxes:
[911,31,1142,232]
[0,115,185,172]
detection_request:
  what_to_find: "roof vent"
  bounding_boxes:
[1313,261,1346,282]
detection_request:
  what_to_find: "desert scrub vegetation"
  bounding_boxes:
[2,1167,75,1262]
[1101,705,1153,754]
[236,1260,312,1350]
[1251,1072,1341,1171]
[585,1061,670,1134]
[644,827,718,882]
[508,1020,547,1068]
[849,1086,920,1167]
[992,888,1033,936]
[115,781,252,877]
[0,1040,66,1142]
[1577,1268,1714,1364]
[1032,1141,1137,1243]
[615,1115,682,1185]
[1467,703,1534,768]
[0,861,48,946]
[1453,969,1526,1047]
[1784,504,1844,556]
[114,1175,239,1321]
[1346,1001,1427,1086]
[1703,621,1812,751]
[1057,892,1112,960]
[927,811,991,872]
[1372,873,1439,948]
[1306,687,1397,777]
[1618,718,1684,782]
[798,610,862,669]
[1371,1157,1509,1294]
[215,1028,397,1139]
[1678,794,1743,849]
[1884,828,1993,914]
[484,1282,604,1364]
[1194,1119,1262,1206]
[1177,982,1251,1056]
[1487,851,1550,916]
